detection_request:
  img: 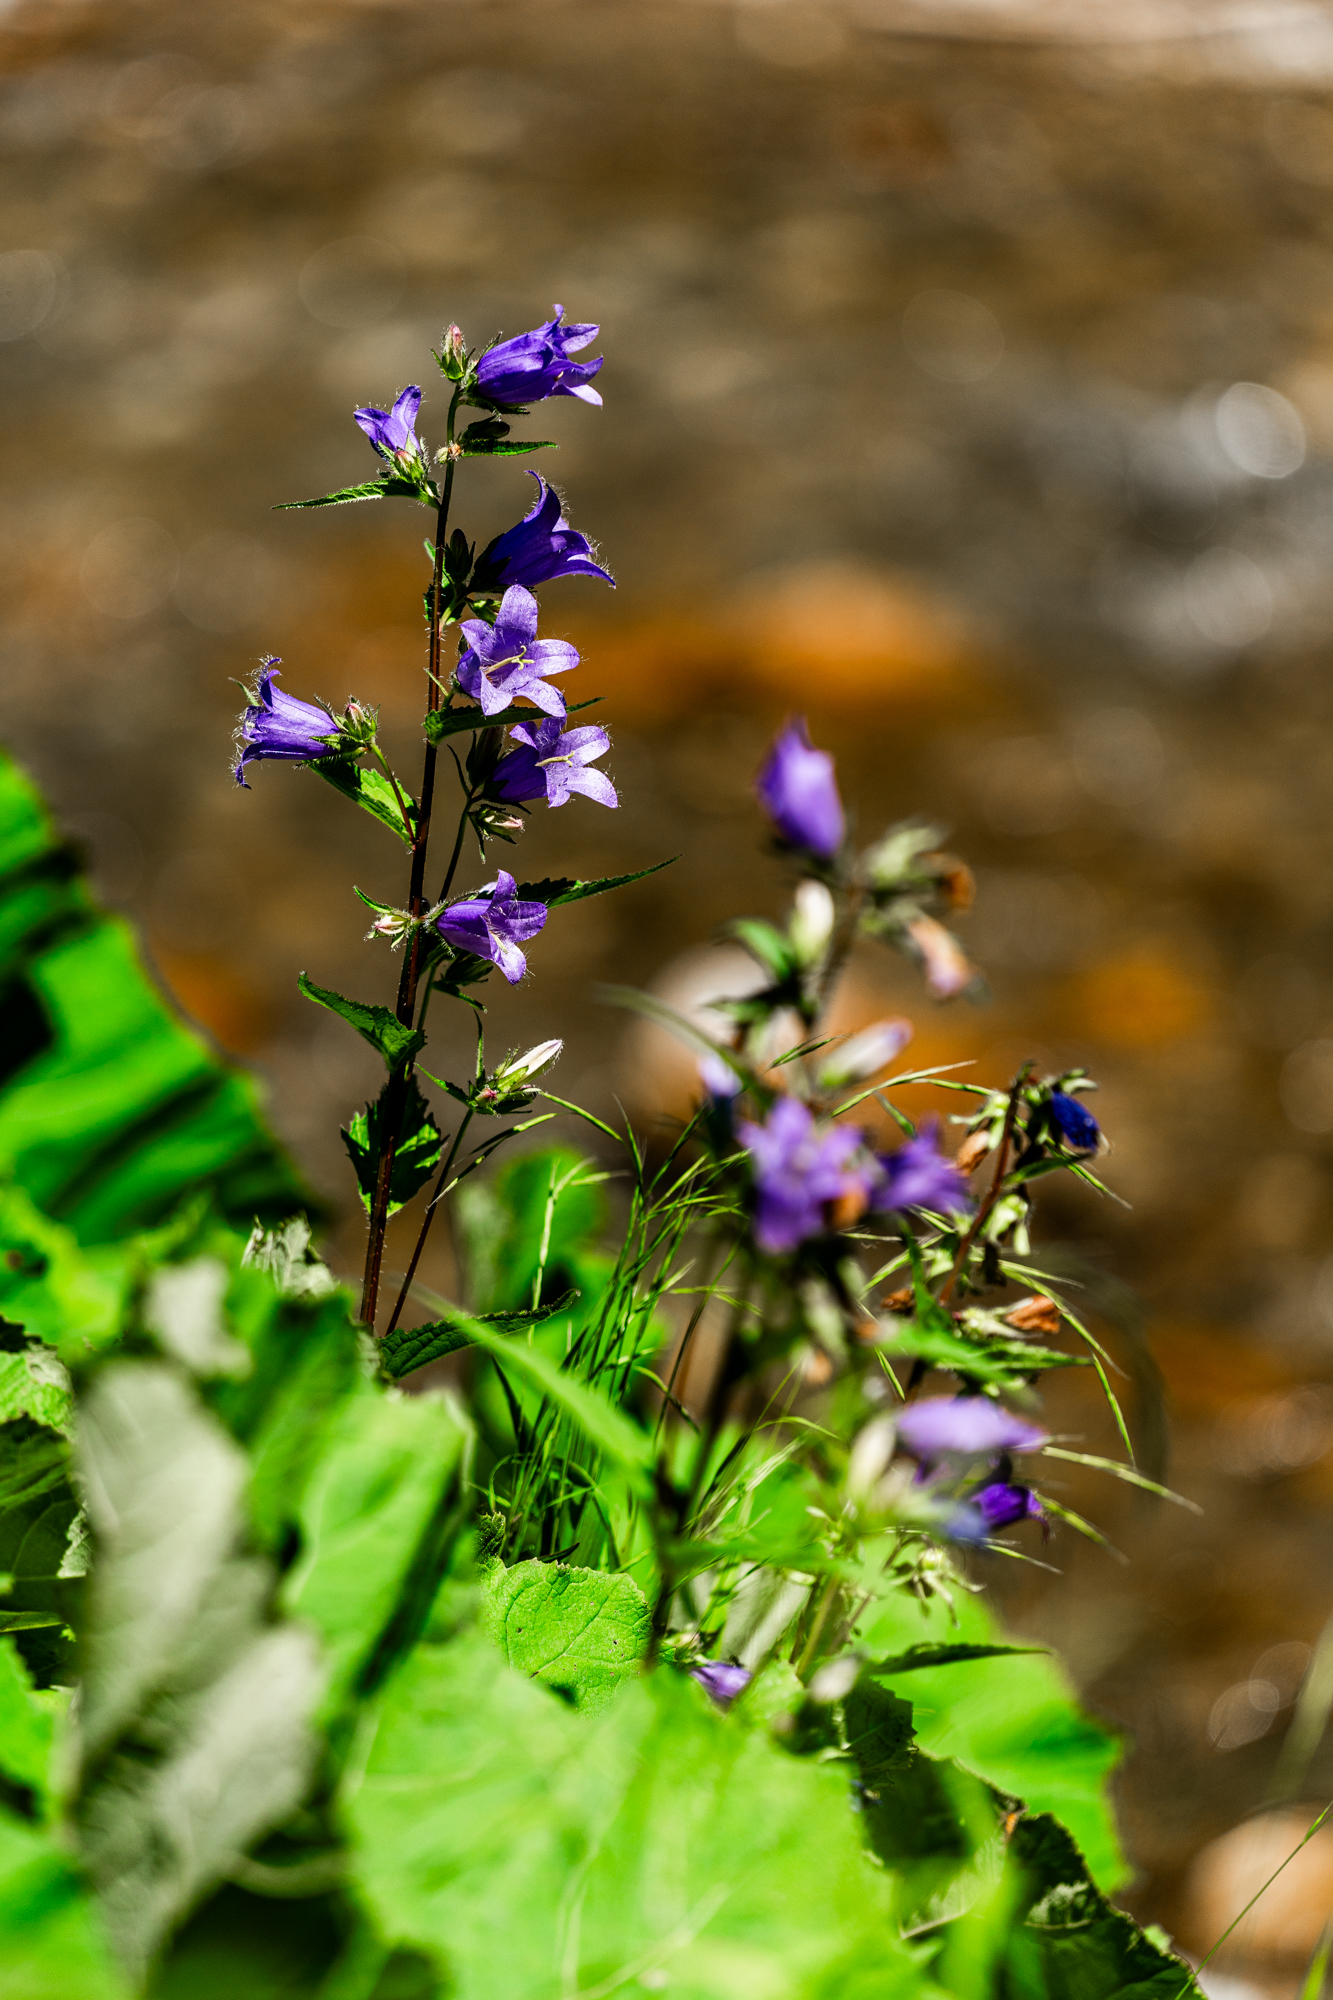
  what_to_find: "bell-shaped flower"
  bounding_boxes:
[353,385,425,469]
[455,585,577,718]
[949,1479,1044,1543]
[739,1097,869,1255]
[491,719,618,810]
[894,1396,1047,1468]
[472,475,614,595]
[234,661,342,787]
[755,719,845,860]
[474,306,604,408]
[872,1121,972,1217]
[1049,1089,1100,1152]
[817,1018,914,1090]
[688,1660,752,1709]
[435,869,548,985]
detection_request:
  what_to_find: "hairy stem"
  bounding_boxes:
[382,1108,475,1339]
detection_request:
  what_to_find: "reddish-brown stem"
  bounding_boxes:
[936,1065,1030,1307]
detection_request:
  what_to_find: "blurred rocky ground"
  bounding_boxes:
[6,0,1333,1969]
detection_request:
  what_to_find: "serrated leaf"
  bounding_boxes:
[515,857,677,908]
[461,438,557,457]
[348,1637,927,2000]
[998,1814,1199,1996]
[481,1560,650,1712]
[342,1077,442,1219]
[423,702,543,745]
[380,1289,580,1381]
[311,757,415,844]
[275,475,431,510]
[297,975,424,1073]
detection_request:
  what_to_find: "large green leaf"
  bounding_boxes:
[481,1560,650,1713]
[342,1076,442,1219]
[282,1381,469,1719]
[0,1635,55,1803]
[853,1575,1127,1892]
[0,1808,130,2000]
[297,974,424,1073]
[347,1635,930,2000]
[311,758,415,845]
[0,752,307,1242]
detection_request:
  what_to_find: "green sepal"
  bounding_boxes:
[515,857,677,908]
[728,917,799,983]
[379,1289,580,1380]
[312,757,415,844]
[297,974,425,1073]
[275,475,434,511]
[342,1076,442,1218]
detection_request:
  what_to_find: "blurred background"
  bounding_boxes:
[7,0,1333,1977]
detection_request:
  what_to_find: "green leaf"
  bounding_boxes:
[0,1635,54,1803]
[347,1637,930,2000]
[379,1290,580,1381]
[515,857,677,907]
[873,1643,1049,1674]
[853,1575,1128,1893]
[0,1807,131,1999]
[275,475,430,510]
[282,1379,469,1718]
[729,917,798,982]
[297,975,424,1073]
[466,1315,655,1496]
[481,1560,650,1713]
[424,701,543,744]
[74,1361,323,1982]
[311,758,415,844]
[875,1313,1087,1390]
[342,1077,442,1219]
[0,1345,73,1434]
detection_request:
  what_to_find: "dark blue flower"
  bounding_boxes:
[755,719,845,860]
[472,474,614,595]
[739,1097,868,1255]
[872,1122,972,1217]
[949,1480,1044,1543]
[353,385,424,467]
[491,718,617,811]
[1049,1090,1100,1152]
[234,661,341,787]
[435,869,548,985]
[689,1660,752,1709]
[474,306,604,408]
[455,586,577,719]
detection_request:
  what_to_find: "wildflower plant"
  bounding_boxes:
[0,307,1215,1998]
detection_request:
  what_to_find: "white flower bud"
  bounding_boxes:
[789,880,836,965]
[847,1415,898,1502]
[818,1018,914,1090]
[494,1038,563,1087]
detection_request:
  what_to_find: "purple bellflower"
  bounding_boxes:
[455,586,577,718]
[234,661,341,787]
[435,869,548,985]
[1049,1089,1100,1152]
[739,1097,869,1255]
[472,475,614,595]
[474,306,604,408]
[755,719,845,860]
[895,1396,1047,1466]
[949,1480,1044,1544]
[873,1122,972,1217]
[492,718,618,811]
[689,1659,752,1709]
[353,385,424,468]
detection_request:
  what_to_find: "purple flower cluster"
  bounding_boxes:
[234,662,341,787]
[895,1396,1047,1545]
[435,870,548,985]
[474,307,604,408]
[473,475,613,596]
[739,1102,971,1256]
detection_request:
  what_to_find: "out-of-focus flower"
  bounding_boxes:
[950,1480,1044,1542]
[435,869,548,984]
[699,1051,743,1099]
[873,1123,972,1216]
[789,880,836,965]
[491,718,617,810]
[472,474,614,594]
[455,585,577,718]
[353,384,424,467]
[739,1097,867,1254]
[755,719,845,860]
[953,1129,993,1175]
[895,1396,1047,1465]
[689,1659,752,1709]
[1049,1089,1100,1152]
[818,1019,914,1091]
[474,305,604,408]
[904,914,974,998]
[234,661,341,787]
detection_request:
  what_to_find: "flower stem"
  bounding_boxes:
[359,388,461,1331]
[382,1108,475,1339]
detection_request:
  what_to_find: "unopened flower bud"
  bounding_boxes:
[931,855,975,913]
[847,1415,898,1501]
[954,1129,993,1175]
[1004,1295,1062,1338]
[905,914,974,998]
[881,1286,914,1315]
[789,880,836,965]
[494,1038,563,1088]
[817,1018,913,1090]
[341,699,379,747]
[438,323,468,381]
